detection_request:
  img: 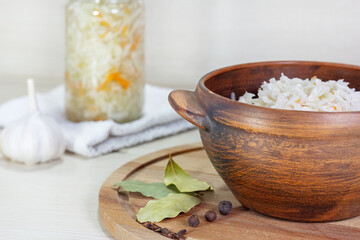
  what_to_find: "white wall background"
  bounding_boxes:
[0,0,360,89]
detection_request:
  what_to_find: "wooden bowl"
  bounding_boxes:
[168,61,360,222]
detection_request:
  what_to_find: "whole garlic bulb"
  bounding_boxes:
[0,79,66,165]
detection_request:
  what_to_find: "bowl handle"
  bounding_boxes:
[168,90,209,132]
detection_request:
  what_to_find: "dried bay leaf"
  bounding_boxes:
[136,193,201,223]
[164,155,212,192]
[113,180,180,199]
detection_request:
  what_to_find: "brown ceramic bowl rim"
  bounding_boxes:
[198,60,360,115]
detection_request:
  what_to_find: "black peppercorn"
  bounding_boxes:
[176,229,187,239]
[188,214,200,227]
[141,221,186,239]
[218,200,232,215]
[149,223,161,232]
[160,228,170,235]
[204,210,217,222]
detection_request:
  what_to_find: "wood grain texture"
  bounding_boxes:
[169,61,360,222]
[98,143,360,240]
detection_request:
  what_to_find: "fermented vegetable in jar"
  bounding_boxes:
[65,0,144,122]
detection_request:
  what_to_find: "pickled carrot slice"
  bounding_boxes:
[100,31,108,38]
[79,82,85,96]
[130,35,140,51]
[100,20,110,27]
[121,25,128,36]
[94,116,106,121]
[97,72,130,91]
[120,41,127,48]
[124,6,131,14]
[97,74,114,91]
[114,75,130,90]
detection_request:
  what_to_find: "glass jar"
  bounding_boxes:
[65,0,145,122]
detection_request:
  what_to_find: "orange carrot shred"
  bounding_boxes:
[100,31,108,39]
[94,116,106,121]
[79,82,85,96]
[100,20,110,27]
[121,25,128,36]
[124,6,131,14]
[120,41,127,49]
[97,72,130,91]
[97,74,113,91]
[332,106,337,110]
[114,75,130,90]
[130,35,140,51]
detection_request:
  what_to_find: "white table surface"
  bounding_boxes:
[0,80,201,240]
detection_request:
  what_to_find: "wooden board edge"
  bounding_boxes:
[98,142,204,240]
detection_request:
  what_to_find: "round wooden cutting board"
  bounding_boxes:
[99,143,360,240]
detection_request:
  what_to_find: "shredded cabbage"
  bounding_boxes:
[237,74,360,112]
[65,0,144,122]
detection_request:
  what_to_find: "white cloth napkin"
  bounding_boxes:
[0,85,194,157]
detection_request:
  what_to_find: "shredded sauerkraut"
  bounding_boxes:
[237,74,360,111]
[65,0,144,122]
